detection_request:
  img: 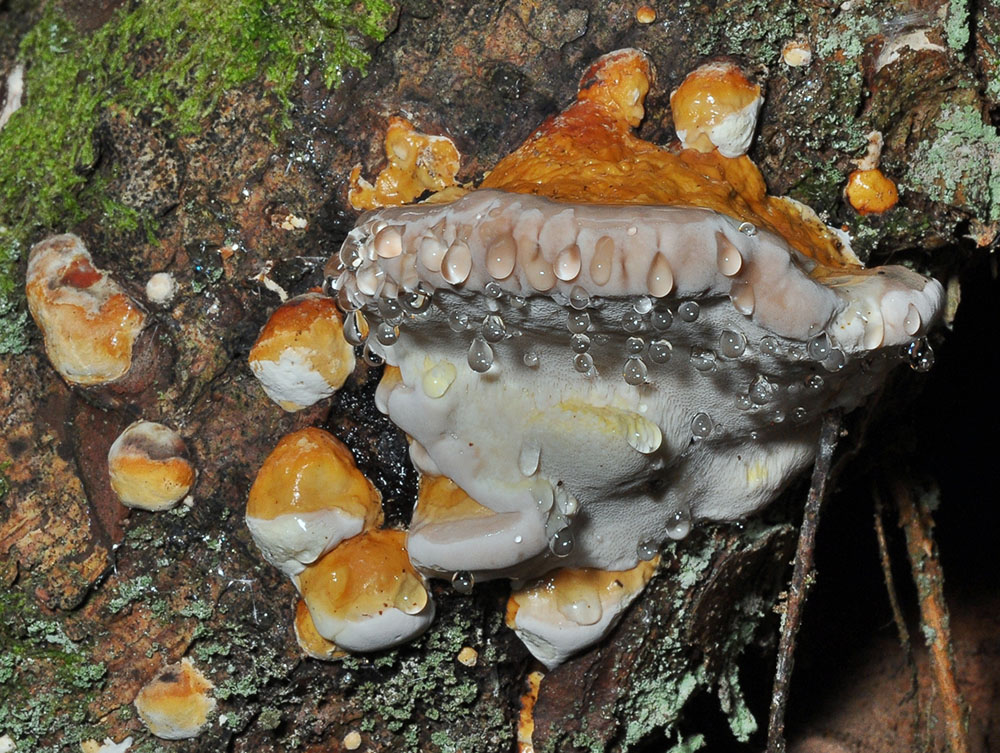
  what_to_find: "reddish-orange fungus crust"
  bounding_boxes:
[481,49,855,270]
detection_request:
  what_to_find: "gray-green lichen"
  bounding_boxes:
[904,104,1000,221]
[945,0,970,52]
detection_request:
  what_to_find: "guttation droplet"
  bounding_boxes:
[567,310,591,334]
[677,301,700,322]
[344,310,368,346]
[649,339,673,364]
[448,311,469,332]
[468,335,494,372]
[482,314,506,343]
[625,336,645,355]
[760,336,781,356]
[651,307,673,331]
[523,351,540,368]
[574,353,594,373]
[690,348,716,372]
[719,330,746,358]
[637,540,659,561]
[570,334,591,353]
[807,332,831,360]
[905,338,935,373]
[748,374,775,405]
[375,321,399,346]
[484,281,502,298]
[569,285,590,310]
[634,295,653,315]
[623,357,648,385]
[362,343,384,367]
[622,311,643,332]
[549,528,575,557]
[518,439,541,477]
[738,221,758,237]
[451,570,475,594]
[805,374,825,391]
[666,508,692,539]
[691,412,713,438]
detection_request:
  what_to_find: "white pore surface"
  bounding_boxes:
[304,599,436,653]
[332,190,944,581]
[245,508,366,577]
[250,347,336,410]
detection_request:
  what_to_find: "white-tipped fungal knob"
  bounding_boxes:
[296,528,435,652]
[108,421,195,511]
[507,559,658,667]
[249,292,356,411]
[26,234,146,385]
[145,272,177,305]
[670,61,763,158]
[245,427,382,577]
[134,658,216,740]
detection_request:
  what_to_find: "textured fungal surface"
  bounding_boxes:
[323,51,944,611]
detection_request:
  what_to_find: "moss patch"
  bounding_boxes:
[0,0,394,353]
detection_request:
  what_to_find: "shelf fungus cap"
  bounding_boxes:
[249,292,356,411]
[108,421,195,511]
[670,61,763,158]
[134,658,216,740]
[293,598,346,660]
[296,528,435,652]
[26,233,146,385]
[246,427,382,577]
[507,559,658,667]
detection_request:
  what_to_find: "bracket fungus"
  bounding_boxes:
[108,420,196,511]
[133,658,216,740]
[26,233,147,385]
[249,292,357,411]
[249,49,943,666]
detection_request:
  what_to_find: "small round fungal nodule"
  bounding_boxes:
[108,421,195,512]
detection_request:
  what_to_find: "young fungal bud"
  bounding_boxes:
[670,61,763,158]
[134,658,216,740]
[108,421,195,511]
[249,292,356,412]
[296,528,435,652]
[245,427,382,577]
[26,233,147,386]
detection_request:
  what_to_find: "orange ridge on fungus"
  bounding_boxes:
[245,427,382,522]
[481,49,855,271]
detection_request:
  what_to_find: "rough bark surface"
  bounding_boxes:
[1,1,997,752]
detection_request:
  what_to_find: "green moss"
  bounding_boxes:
[904,104,1000,221]
[0,0,394,353]
[0,588,108,751]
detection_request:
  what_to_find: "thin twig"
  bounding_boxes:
[766,411,842,753]
[894,479,970,753]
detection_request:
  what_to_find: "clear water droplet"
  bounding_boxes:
[807,332,831,360]
[822,348,847,372]
[482,314,506,343]
[362,343,384,366]
[468,336,494,372]
[574,353,594,373]
[690,348,717,372]
[677,301,700,322]
[625,415,662,454]
[749,375,775,405]
[555,244,582,281]
[448,311,469,332]
[738,221,758,237]
[549,528,575,557]
[736,395,753,410]
[691,412,713,438]
[773,409,786,423]
[322,275,337,297]
[805,374,825,391]
[647,253,674,297]
[442,240,473,285]
[623,357,648,385]
[400,289,430,314]
[716,235,743,276]
[518,439,541,476]
[631,297,652,316]
[622,311,643,332]
[666,507,692,539]
[637,540,659,561]
[651,307,673,331]
[760,336,781,356]
[625,336,645,355]
[792,406,808,422]
[719,330,747,358]
[375,321,399,346]
[378,298,402,322]
[337,283,359,313]
[532,481,554,513]
[523,351,540,368]
[511,295,527,309]
[570,333,591,353]
[649,339,673,364]
[903,303,921,336]
[569,285,591,310]
[485,281,503,298]
[451,570,475,594]
[729,280,755,315]
[904,338,935,372]
[567,310,591,334]
[344,310,368,346]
